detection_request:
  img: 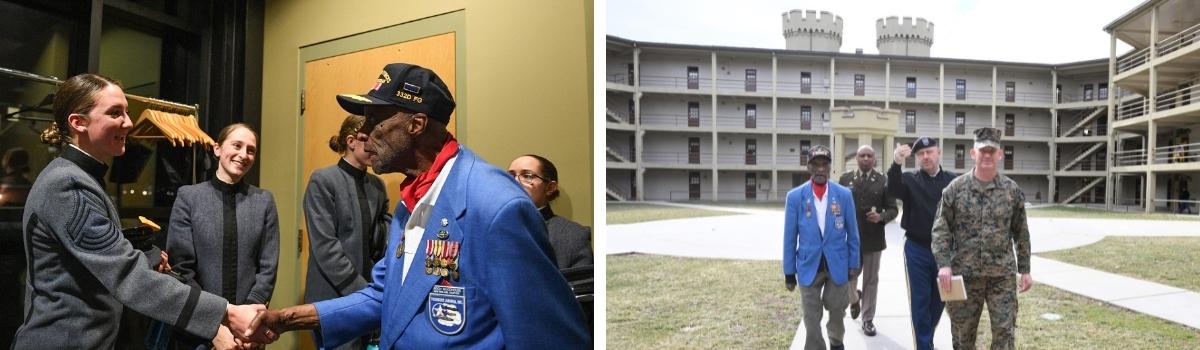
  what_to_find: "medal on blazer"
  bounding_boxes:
[425,240,436,275]
[805,200,812,218]
[832,200,845,229]
[428,285,466,335]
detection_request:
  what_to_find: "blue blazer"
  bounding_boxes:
[313,146,590,349]
[782,181,861,287]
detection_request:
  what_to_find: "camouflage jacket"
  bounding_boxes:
[931,169,1031,277]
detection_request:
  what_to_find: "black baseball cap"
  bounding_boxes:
[911,136,939,154]
[336,63,456,127]
[809,145,832,162]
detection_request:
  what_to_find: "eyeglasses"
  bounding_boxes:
[510,171,547,185]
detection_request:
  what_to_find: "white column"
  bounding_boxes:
[711,51,720,201]
[884,60,891,109]
[991,65,998,127]
[772,54,779,200]
[634,47,645,201]
[1105,32,1118,210]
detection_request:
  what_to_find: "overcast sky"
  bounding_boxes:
[606,0,1144,64]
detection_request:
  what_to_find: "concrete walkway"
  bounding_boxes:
[607,202,1200,349]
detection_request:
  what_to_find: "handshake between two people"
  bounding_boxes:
[221,304,322,349]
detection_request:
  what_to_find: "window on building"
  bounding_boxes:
[906,77,917,98]
[746,172,757,200]
[1083,84,1093,101]
[801,106,812,130]
[854,74,865,96]
[1056,84,1062,103]
[955,112,966,135]
[687,66,699,89]
[955,144,966,169]
[629,99,636,124]
[906,110,917,133]
[906,147,916,168]
[688,101,700,127]
[745,69,757,92]
[1098,83,1108,100]
[800,140,811,165]
[745,104,756,128]
[956,79,967,100]
[1004,146,1014,170]
[1005,113,1015,137]
[1005,81,1016,102]
[746,139,757,165]
[792,173,804,187]
[688,137,700,164]
[689,171,701,199]
[801,72,812,94]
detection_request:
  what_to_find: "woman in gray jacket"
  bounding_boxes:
[167,123,279,350]
[14,74,262,349]
[302,115,390,350]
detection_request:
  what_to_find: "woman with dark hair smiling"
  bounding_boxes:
[14,73,262,349]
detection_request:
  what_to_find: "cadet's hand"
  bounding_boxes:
[866,211,882,223]
[224,304,266,341]
[894,143,912,165]
[246,304,321,344]
[156,251,171,273]
[1019,273,1034,293]
[937,267,953,292]
[785,274,797,292]
[212,325,238,350]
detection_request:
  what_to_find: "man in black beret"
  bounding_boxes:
[888,136,957,350]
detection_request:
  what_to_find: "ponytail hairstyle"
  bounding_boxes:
[42,74,122,145]
[522,154,560,201]
[328,114,366,154]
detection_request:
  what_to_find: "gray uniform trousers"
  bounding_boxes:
[848,250,882,321]
[800,269,850,350]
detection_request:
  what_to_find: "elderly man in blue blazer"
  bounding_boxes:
[783,144,862,350]
[243,63,589,349]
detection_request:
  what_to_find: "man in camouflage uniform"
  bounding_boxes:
[931,127,1034,350]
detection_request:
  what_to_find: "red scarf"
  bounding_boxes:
[400,137,459,213]
[812,182,827,201]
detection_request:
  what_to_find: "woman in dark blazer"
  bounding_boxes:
[14,74,261,349]
[302,115,390,350]
[167,123,279,350]
[507,154,592,268]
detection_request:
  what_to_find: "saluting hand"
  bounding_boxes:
[894,143,912,165]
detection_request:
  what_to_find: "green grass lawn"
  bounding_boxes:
[606,203,739,225]
[1027,205,1200,221]
[607,254,1200,349]
[1040,237,1200,293]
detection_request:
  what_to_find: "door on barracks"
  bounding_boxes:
[298,33,456,348]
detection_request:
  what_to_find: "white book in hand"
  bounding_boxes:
[939,275,968,301]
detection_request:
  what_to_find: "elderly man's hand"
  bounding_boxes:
[785,274,797,292]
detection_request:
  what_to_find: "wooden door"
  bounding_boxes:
[299,33,456,306]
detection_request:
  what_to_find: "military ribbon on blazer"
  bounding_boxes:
[425,240,435,275]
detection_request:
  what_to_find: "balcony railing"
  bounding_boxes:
[715,78,774,93]
[1058,157,1107,171]
[716,154,774,166]
[641,113,710,128]
[643,151,712,164]
[1058,92,1108,104]
[1155,79,1199,113]
[834,84,887,97]
[896,121,941,136]
[887,86,942,100]
[1153,142,1200,164]
[943,88,998,103]
[1113,149,1147,166]
[1117,46,1150,74]
[1117,97,1147,120]
[641,74,712,90]
[776,119,831,132]
[777,81,830,95]
[607,73,629,85]
[1157,22,1200,57]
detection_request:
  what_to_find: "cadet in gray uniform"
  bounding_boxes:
[931,127,1034,350]
[168,123,280,349]
[303,115,391,350]
[507,154,593,269]
[15,74,262,349]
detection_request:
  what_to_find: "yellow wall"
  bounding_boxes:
[260,1,592,347]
